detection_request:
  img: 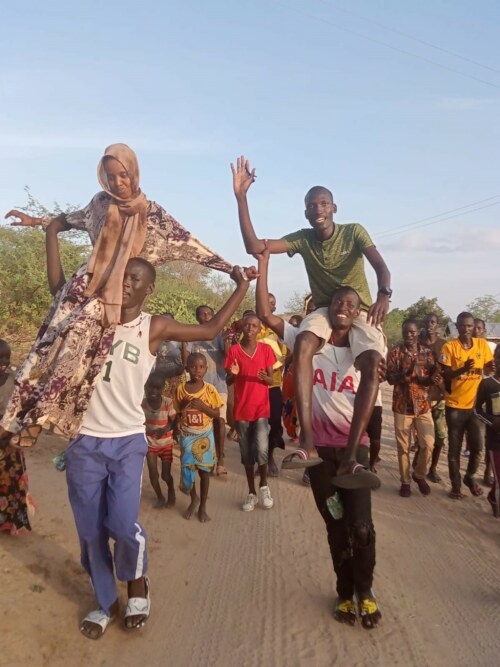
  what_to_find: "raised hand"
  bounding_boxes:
[230,155,256,199]
[230,360,240,375]
[5,209,41,227]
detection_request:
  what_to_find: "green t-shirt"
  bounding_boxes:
[282,223,374,310]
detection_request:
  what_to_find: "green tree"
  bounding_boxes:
[0,227,88,340]
[284,290,310,315]
[383,308,406,348]
[403,296,448,326]
[465,295,500,322]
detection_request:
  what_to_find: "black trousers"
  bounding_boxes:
[268,386,285,451]
[445,406,482,492]
[308,447,376,600]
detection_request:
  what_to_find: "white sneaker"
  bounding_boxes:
[258,485,274,509]
[242,493,258,512]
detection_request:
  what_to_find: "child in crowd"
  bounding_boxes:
[142,372,177,508]
[225,314,275,511]
[174,353,223,523]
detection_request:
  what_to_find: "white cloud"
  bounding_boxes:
[380,228,500,253]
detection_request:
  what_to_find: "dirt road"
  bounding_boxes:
[2,391,499,666]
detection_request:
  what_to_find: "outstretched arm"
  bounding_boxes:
[231,156,288,255]
[45,217,70,295]
[149,267,257,352]
[364,246,391,327]
[255,249,285,340]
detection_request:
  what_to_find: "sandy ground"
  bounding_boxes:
[2,387,500,667]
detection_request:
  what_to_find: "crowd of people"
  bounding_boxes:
[1,146,498,641]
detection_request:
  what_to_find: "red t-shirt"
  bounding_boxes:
[225,342,276,421]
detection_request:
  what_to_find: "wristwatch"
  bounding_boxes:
[378,286,393,298]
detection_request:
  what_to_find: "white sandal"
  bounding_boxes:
[124,576,151,630]
[80,609,115,640]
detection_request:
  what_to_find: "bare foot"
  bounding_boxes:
[198,508,211,523]
[154,497,166,509]
[370,465,377,473]
[166,487,176,507]
[184,496,199,520]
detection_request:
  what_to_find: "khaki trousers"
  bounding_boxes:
[394,411,435,484]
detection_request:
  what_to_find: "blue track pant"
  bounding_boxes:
[65,433,148,615]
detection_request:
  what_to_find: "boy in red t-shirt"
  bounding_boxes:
[225,314,275,511]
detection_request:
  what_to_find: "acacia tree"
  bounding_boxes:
[466,295,500,322]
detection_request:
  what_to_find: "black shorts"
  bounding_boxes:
[367,406,382,441]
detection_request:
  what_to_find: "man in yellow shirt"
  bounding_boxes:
[439,312,494,499]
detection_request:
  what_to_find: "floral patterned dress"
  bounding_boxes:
[0,192,232,439]
[0,369,32,535]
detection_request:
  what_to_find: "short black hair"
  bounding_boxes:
[187,352,207,366]
[195,304,213,319]
[456,311,474,324]
[243,309,256,318]
[0,339,11,353]
[330,286,361,307]
[474,318,486,328]
[127,257,156,283]
[402,318,419,330]
[145,371,165,387]
[304,186,334,203]
[424,312,439,322]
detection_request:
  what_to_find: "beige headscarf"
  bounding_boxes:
[84,143,148,326]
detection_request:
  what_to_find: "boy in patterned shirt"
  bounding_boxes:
[142,372,177,508]
[174,353,223,523]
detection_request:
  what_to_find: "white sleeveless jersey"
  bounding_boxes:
[81,312,156,437]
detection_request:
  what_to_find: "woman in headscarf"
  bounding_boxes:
[0,144,232,447]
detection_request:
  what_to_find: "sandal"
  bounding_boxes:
[124,576,151,630]
[448,489,465,500]
[80,609,116,640]
[358,596,382,630]
[334,598,357,626]
[463,476,483,497]
[9,424,42,449]
[332,463,381,490]
[281,448,323,470]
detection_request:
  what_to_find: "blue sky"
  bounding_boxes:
[2,0,499,318]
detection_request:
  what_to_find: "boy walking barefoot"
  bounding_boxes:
[175,353,223,523]
[225,314,275,511]
[142,372,177,508]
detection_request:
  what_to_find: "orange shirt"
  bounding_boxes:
[439,338,493,409]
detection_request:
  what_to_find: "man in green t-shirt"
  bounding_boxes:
[231,156,391,484]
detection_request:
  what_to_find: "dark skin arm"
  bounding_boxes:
[364,246,391,327]
[45,216,70,295]
[257,367,274,385]
[440,359,475,382]
[254,249,285,339]
[231,156,288,255]
[149,267,257,354]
